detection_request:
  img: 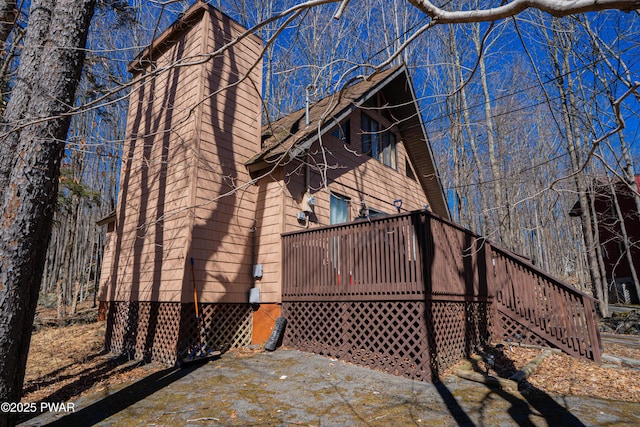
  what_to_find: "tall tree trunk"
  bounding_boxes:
[474,23,508,246]
[0,0,55,189]
[0,1,95,425]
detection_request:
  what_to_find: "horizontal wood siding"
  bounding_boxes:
[257,106,434,303]
[189,8,262,304]
[253,172,284,302]
[100,17,204,303]
[100,7,263,304]
[282,108,429,232]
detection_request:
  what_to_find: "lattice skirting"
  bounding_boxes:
[494,312,552,348]
[104,301,253,365]
[282,300,492,382]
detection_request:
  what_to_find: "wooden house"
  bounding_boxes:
[98,2,449,364]
[570,176,640,304]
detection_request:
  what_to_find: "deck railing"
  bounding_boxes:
[282,211,492,302]
[281,210,602,368]
[491,246,602,362]
[282,213,424,301]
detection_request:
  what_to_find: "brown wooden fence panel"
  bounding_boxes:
[282,213,429,301]
[491,246,602,363]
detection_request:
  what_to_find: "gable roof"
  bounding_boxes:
[246,65,450,219]
[128,1,261,75]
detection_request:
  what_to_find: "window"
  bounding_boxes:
[330,193,349,224]
[361,113,379,158]
[356,203,386,220]
[406,158,416,180]
[361,112,397,170]
[331,120,350,144]
[381,132,397,169]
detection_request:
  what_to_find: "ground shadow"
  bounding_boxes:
[469,345,587,426]
[417,212,587,426]
[19,353,148,424]
[21,350,110,395]
[35,359,212,427]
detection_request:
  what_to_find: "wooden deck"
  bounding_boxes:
[281,210,602,381]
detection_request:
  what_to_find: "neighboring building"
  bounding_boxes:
[97,1,448,363]
[570,176,640,304]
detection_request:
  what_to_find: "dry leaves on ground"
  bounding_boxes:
[454,344,640,402]
[21,309,640,405]
[23,320,164,404]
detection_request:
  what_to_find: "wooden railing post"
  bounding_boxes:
[583,297,603,363]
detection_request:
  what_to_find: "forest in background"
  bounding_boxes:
[3,0,637,318]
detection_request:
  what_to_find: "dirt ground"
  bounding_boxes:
[21,305,640,407]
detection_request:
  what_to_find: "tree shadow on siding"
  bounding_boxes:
[181,13,259,357]
[105,34,186,363]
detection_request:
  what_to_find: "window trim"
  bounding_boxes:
[361,112,397,170]
[330,192,350,225]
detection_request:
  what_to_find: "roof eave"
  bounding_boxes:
[248,66,408,173]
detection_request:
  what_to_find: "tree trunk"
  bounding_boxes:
[0,1,95,425]
[474,24,508,246]
[0,0,55,190]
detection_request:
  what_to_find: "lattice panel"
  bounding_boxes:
[136,302,182,364]
[283,301,431,381]
[495,313,550,348]
[104,301,181,364]
[105,302,252,365]
[177,303,253,359]
[426,301,492,372]
[104,302,130,356]
[283,300,492,382]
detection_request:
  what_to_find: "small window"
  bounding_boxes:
[406,158,416,180]
[361,113,379,157]
[368,208,386,218]
[381,132,397,169]
[361,112,397,170]
[356,203,386,220]
[331,120,350,144]
[330,193,350,224]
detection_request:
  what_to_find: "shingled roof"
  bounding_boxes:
[246,65,450,219]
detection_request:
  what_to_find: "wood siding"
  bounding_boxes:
[252,107,431,303]
[190,8,262,303]
[99,5,262,304]
[99,4,440,307]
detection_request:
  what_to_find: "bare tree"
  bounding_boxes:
[1,1,640,424]
[0,1,95,424]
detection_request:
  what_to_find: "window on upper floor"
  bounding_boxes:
[331,120,350,145]
[361,112,397,170]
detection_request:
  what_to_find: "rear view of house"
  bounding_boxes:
[98,2,448,364]
[99,2,601,376]
[570,176,640,304]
